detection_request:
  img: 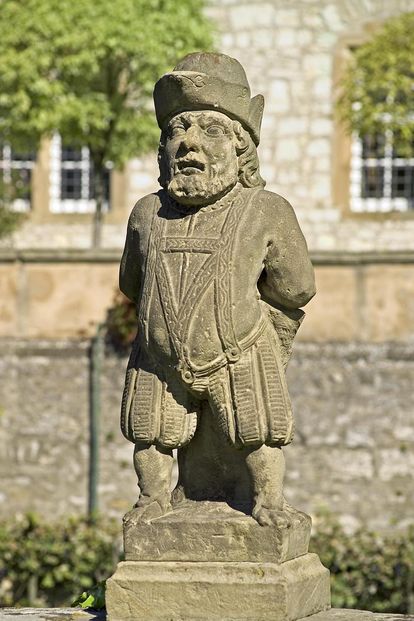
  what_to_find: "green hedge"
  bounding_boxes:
[310,515,414,614]
[0,514,120,607]
[0,513,413,612]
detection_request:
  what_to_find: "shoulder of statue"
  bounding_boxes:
[128,191,163,230]
[249,188,297,220]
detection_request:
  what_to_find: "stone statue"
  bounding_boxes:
[107,53,330,621]
[119,52,315,526]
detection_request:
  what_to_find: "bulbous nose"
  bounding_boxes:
[180,125,200,151]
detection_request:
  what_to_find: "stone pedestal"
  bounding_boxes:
[106,501,331,621]
[107,554,329,621]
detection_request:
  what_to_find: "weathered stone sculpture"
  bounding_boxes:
[106,52,330,621]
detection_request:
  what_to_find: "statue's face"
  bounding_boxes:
[162,110,239,206]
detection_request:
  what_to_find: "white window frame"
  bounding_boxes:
[350,129,414,213]
[0,143,35,212]
[49,133,110,214]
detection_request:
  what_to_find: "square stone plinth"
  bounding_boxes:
[106,553,330,621]
[124,500,311,563]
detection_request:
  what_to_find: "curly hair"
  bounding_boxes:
[157,118,266,189]
[232,121,266,188]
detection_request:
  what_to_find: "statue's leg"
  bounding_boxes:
[244,444,288,527]
[128,442,174,521]
[174,400,226,503]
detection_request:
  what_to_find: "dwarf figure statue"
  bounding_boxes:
[120,52,315,527]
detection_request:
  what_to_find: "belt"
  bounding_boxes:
[177,315,268,385]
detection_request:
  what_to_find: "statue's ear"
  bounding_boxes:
[157,144,168,189]
[232,120,249,152]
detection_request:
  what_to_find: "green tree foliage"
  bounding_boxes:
[0,0,213,245]
[338,13,414,154]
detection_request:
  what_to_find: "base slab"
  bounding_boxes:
[106,553,330,621]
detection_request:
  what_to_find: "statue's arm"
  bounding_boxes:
[259,195,316,310]
[119,207,141,304]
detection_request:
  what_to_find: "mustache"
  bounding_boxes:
[174,157,206,173]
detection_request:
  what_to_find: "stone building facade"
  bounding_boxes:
[208,0,414,253]
[1,0,414,254]
[1,0,414,529]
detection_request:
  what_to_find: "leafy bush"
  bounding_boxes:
[1,512,413,612]
[310,514,414,614]
[0,514,120,607]
[105,291,136,351]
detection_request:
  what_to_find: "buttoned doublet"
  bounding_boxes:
[120,186,315,449]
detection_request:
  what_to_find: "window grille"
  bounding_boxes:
[0,144,35,212]
[49,134,111,213]
[350,131,414,212]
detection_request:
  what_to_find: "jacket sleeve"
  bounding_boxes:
[258,195,316,310]
[119,206,141,304]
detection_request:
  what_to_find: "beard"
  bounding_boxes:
[166,164,238,206]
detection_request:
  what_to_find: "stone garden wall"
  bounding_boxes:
[1,338,413,533]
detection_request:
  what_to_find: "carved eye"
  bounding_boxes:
[205,124,225,136]
[169,125,186,138]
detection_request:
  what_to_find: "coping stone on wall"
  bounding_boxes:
[0,338,90,358]
[0,608,413,620]
[0,610,105,621]
[1,248,414,265]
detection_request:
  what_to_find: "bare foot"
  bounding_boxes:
[252,495,291,528]
[170,484,186,506]
[252,504,291,528]
[123,494,172,525]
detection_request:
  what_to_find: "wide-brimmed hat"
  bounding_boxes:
[153,52,264,146]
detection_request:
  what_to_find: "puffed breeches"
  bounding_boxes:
[120,323,294,449]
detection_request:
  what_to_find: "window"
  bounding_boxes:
[49,134,111,213]
[0,144,36,212]
[350,131,414,213]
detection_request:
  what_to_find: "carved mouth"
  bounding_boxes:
[176,159,205,175]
